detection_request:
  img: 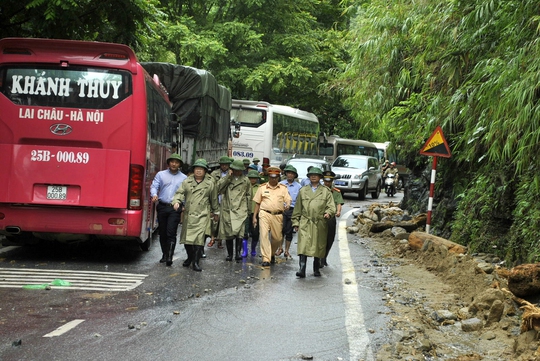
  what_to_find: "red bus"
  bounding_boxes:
[0,38,174,250]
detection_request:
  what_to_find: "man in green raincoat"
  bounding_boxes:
[172,159,219,272]
[292,167,336,278]
[217,159,251,261]
[208,155,232,249]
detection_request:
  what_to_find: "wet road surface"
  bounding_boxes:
[0,192,402,360]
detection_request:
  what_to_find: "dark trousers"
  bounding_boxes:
[282,208,294,241]
[157,203,181,254]
[249,213,259,243]
[326,216,337,257]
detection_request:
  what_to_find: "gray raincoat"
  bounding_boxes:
[172,174,219,246]
[217,174,251,240]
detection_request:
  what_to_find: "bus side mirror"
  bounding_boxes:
[231,120,241,138]
[319,132,328,145]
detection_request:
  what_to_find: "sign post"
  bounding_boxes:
[419,126,451,234]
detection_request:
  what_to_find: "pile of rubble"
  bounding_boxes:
[347,203,540,361]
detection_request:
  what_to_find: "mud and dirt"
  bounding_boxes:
[353,207,540,361]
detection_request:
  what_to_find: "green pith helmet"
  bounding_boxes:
[219,156,232,164]
[306,167,323,177]
[167,153,183,164]
[242,158,250,165]
[192,158,209,170]
[283,165,298,176]
[230,159,245,171]
[247,170,260,178]
[253,157,260,162]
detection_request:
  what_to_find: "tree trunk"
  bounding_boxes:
[507,264,540,297]
[408,231,467,254]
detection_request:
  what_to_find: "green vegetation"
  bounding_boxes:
[2,0,539,263]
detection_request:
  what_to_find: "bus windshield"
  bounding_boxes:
[319,136,379,163]
[0,66,132,109]
[230,107,265,126]
[336,143,378,158]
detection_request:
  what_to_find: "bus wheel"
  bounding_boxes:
[358,183,367,200]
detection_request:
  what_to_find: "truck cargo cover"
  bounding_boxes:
[141,62,231,144]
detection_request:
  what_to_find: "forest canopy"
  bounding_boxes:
[2,0,540,263]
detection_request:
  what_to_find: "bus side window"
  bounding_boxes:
[298,133,305,154]
[292,132,298,153]
[277,132,284,152]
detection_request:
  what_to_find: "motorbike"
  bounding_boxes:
[385,174,396,197]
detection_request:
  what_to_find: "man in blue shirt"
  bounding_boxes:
[150,154,187,266]
[252,157,263,173]
[300,166,313,187]
[278,165,302,259]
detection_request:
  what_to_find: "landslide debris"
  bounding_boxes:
[350,203,540,361]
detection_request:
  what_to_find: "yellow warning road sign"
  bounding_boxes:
[420,126,451,158]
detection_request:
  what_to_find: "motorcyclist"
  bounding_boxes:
[383,162,399,190]
[381,159,390,173]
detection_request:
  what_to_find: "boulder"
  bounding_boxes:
[391,227,408,237]
[461,317,483,332]
[363,210,379,222]
[485,300,504,326]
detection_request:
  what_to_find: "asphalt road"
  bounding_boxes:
[0,191,403,361]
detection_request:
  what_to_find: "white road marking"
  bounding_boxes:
[339,209,375,361]
[0,268,147,291]
[43,319,85,337]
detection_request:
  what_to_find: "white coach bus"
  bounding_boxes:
[319,135,380,163]
[230,100,320,166]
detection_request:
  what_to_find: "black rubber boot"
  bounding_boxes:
[296,255,307,278]
[235,238,242,261]
[192,246,202,272]
[226,239,234,261]
[251,239,258,256]
[166,243,175,266]
[313,257,321,277]
[182,245,193,267]
[159,253,167,263]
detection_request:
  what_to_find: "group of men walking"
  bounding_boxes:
[150,154,344,278]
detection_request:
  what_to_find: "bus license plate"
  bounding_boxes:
[47,185,67,200]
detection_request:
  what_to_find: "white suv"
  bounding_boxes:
[332,155,381,199]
